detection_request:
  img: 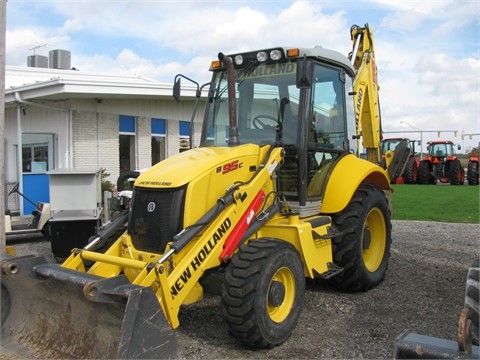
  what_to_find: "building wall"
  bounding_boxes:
[69,98,205,185]
[4,104,70,182]
[4,96,205,213]
[72,110,119,180]
[136,115,152,172]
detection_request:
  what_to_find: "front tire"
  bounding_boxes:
[330,183,392,292]
[417,161,434,184]
[221,239,305,348]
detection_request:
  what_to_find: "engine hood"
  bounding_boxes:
[134,144,264,189]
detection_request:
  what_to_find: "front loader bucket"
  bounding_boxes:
[1,254,180,359]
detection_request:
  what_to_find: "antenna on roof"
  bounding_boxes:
[29,44,47,55]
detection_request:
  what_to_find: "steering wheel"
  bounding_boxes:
[8,183,19,196]
[252,115,278,129]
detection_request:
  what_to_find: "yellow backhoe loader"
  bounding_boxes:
[1,24,410,358]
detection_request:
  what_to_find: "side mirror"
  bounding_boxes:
[457,144,461,150]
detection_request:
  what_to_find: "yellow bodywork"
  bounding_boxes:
[62,145,332,328]
[350,24,382,165]
[59,25,396,337]
[61,141,390,330]
[63,145,285,329]
[321,153,391,214]
[135,144,274,225]
[1,25,400,357]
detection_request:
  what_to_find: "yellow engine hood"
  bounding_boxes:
[135,144,265,189]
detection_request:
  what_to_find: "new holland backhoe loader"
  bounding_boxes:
[1,24,409,359]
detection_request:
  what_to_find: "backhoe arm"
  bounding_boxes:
[350,24,382,164]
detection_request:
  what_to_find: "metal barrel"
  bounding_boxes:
[1,254,180,359]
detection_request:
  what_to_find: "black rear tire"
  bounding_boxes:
[417,161,434,184]
[221,239,305,348]
[404,156,418,184]
[467,161,479,185]
[465,258,479,345]
[330,183,392,292]
[449,159,464,185]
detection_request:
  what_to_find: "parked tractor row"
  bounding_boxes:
[381,138,479,185]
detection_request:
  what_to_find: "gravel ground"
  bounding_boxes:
[4,220,480,359]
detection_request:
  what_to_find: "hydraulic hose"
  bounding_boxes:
[116,171,140,191]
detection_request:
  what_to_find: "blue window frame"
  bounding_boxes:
[151,118,166,135]
[119,115,135,133]
[179,121,190,136]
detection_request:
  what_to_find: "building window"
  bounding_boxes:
[119,115,136,172]
[22,133,54,172]
[151,118,166,165]
[179,121,190,152]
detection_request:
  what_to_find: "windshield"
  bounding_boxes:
[199,55,352,205]
[429,143,455,157]
[201,61,299,147]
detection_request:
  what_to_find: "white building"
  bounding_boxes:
[4,66,205,215]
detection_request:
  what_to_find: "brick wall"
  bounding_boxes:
[72,110,119,186]
[70,105,203,189]
[136,116,152,171]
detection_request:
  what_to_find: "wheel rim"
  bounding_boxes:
[267,267,295,323]
[362,208,386,272]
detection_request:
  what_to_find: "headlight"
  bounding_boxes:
[234,55,243,65]
[270,50,282,60]
[256,51,268,62]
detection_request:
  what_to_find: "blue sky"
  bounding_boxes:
[5,0,480,152]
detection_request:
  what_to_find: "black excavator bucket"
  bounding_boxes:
[0,254,180,359]
[387,140,412,182]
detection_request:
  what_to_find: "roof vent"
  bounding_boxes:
[27,55,48,68]
[49,49,71,70]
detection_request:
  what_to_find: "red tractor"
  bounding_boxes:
[381,137,420,184]
[467,145,479,185]
[417,140,465,185]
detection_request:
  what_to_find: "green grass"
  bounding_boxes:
[390,184,480,224]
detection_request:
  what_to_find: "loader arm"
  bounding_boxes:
[156,146,284,327]
[350,24,382,164]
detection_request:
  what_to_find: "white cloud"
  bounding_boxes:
[6,28,71,65]
[5,0,480,150]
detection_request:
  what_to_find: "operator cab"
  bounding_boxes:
[428,142,457,158]
[201,47,357,216]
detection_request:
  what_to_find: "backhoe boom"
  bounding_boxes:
[350,24,382,164]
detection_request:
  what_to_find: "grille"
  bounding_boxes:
[128,187,186,253]
[433,164,445,179]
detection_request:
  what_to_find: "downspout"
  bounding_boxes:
[96,111,100,168]
[135,116,139,170]
[67,109,73,168]
[15,99,24,215]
